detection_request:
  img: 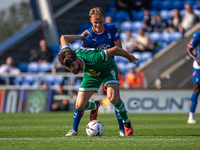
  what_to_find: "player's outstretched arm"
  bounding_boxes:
[106,46,138,64]
[60,35,84,47]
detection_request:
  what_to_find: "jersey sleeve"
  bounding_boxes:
[111,24,121,44]
[188,32,199,49]
[93,50,108,63]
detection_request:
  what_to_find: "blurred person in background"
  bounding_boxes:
[28,48,38,62]
[123,30,138,53]
[37,39,52,64]
[186,30,200,124]
[66,7,127,137]
[52,84,69,111]
[153,14,168,33]
[0,57,21,84]
[142,9,155,33]
[135,28,154,52]
[124,68,146,89]
[180,4,199,33]
[170,9,182,32]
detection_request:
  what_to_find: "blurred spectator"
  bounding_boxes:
[153,14,168,33]
[37,39,52,64]
[52,84,69,111]
[180,4,199,33]
[135,28,154,52]
[124,68,147,89]
[170,9,182,32]
[42,82,49,90]
[51,56,69,73]
[105,16,113,23]
[0,57,21,84]
[142,9,155,32]
[28,48,38,62]
[123,30,138,53]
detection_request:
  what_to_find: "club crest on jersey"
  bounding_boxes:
[108,33,111,39]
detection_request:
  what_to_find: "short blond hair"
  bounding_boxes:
[89,7,104,18]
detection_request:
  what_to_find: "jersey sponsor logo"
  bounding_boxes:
[97,44,110,51]
[108,33,111,39]
[111,70,117,79]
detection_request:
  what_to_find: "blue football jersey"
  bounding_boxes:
[81,23,121,51]
[188,30,200,69]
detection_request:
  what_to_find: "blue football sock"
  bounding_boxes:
[115,109,124,131]
[72,108,84,132]
[190,93,198,113]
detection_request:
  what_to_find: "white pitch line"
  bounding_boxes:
[0,137,199,141]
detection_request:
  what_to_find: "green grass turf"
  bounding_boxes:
[0,112,200,150]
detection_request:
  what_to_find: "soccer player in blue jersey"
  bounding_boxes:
[186,30,200,124]
[59,34,137,136]
[66,7,126,136]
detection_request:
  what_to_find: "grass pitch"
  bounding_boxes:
[0,112,200,150]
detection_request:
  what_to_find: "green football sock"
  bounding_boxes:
[82,101,95,111]
[113,98,128,121]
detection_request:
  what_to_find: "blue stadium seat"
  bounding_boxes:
[194,9,200,19]
[161,1,172,10]
[116,62,127,75]
[77,22,92,33]
[18,62,28,72]
[13,76,23,86]
[131,21,143,32]
[107,0,116,12]
[115,10,131,22]
[120,32,127,43]
[38,62,52,73]
[162,32,171,43]
[70,40,82,50]
[150,0,161,10]
[27,62,39,73]
[149,32,163,43]
[170,32,183,42]
[21,81,31,87]
[50,44,61,60]
[23,75,37,84]
[120,21,132,32]
[132,10,143,21]
[159,10,170,20]
[150,10,158,17]
[180,9,186,16]
[172,1,185,10]
[184,0,195,7]
[54,75,64,84]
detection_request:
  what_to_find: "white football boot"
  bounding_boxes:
[187,119,196,124]
[65,129,77,136]
[119,130,126,136]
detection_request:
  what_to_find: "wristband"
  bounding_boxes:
[62,45,70,51]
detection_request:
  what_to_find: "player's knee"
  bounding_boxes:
[75,104,84,111]
[108,95,119,104]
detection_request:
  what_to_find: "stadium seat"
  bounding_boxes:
[172,1,185,10]
[149,32,162,44]
[170,32,183,42]
[107,0,116,12]
[38,62,52,73]
[70,41,82,50]
[132,10,143,21]
[50,44,61,60]
[116,62,127,75]
[23,75,37,84]
[41,75,54,85]
[77,22,92,33]
[184,0,195,7]
[18,62,29,72]
[194,10,200,19]
[120,32,127,43]
[131,52,142,62]
[131,21,143,32]
[162,32,171,43]
[120,21,132,32]
[27,62,39,73]
[150,10,158,17]
[141,52,153,62]
[150,0,161,10]
[160,1,172,10]
[54,75,64,84]
[13,76,23,86]
[115,10,131,22]
[21,81,31,87]
[180,9,186,16]
[159,10,170,20]
[131,32,138,38]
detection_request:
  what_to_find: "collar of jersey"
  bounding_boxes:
[92,25,105,34]
[78,57,85,70]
